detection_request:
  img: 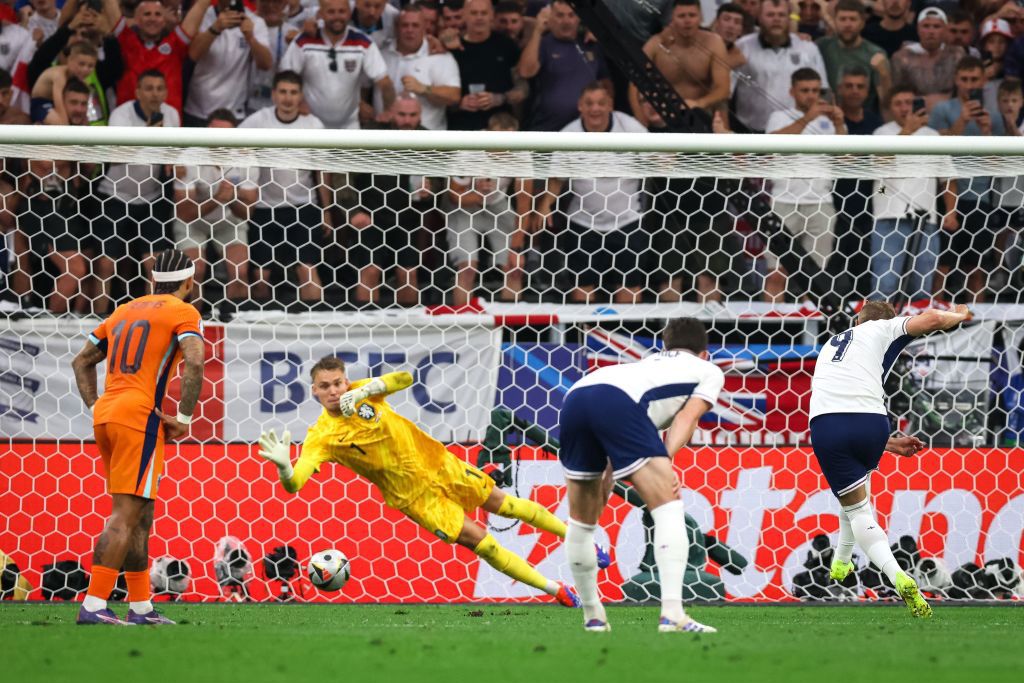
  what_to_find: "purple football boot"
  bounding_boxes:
[126,609,176,625]
[76,606,131,626]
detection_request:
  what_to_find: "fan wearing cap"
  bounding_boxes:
[980,18,1014,108]
[70,249,205,626]
[891,7,965,111]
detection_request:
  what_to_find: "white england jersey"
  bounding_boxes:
[570,351,725,430]
[809,317,914,420]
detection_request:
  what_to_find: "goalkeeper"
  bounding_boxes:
[257,356,604,606]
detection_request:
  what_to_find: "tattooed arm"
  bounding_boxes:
[157,335,205,440]
[71,342,107,409]
[177,335,205,418]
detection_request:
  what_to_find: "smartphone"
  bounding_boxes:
[968,88,984,104]
[148,111,164,127]
[912,96,926,113]
[230,0,245,12]
[819,87,833,104]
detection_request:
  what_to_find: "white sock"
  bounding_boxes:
[130,600,153,614]
[566,518,606,623]
[651,499,687,623]
[844,499,901,584]
[836,508,855,564]
[82,595,107,612]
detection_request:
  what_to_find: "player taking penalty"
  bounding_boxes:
[256,356,604,606]
[811,300,973,618]
[71,250,205,625]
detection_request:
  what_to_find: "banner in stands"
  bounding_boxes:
[222,322,501,442]
[3,443,1021,602]
[1,320,499,443]
[496,329,818,446]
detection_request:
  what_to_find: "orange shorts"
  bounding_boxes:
[94,422,165,500]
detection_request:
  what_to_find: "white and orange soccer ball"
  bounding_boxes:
[307,549,350,592]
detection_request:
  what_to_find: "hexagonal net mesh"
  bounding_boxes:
[1,129,1023,604]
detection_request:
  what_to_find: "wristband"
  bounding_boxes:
[176,412,194,425]
[209,26,222,36]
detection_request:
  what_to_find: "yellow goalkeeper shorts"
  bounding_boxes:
[400,455,494,544]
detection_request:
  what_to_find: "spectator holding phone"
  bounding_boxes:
[869,84,950,302]
[184,0,273,127]
[980,17,1013,109]
[763,67,846,303]
[930,55,1005,302]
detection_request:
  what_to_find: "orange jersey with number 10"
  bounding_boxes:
[89,294,203,434]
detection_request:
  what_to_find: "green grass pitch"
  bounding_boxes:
[4,604,1023,682]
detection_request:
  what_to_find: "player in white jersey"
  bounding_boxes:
[559,318,724,634]
[810,300,972,618]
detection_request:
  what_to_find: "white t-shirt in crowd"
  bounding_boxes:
[247,22,293,115]
[0,22,33,75]
[186,8,271,120]
[27,12,60,43]
[735,33,830,132]
[280,26,388,128]
[238,106,325,207]
[559,112,648,233]
[765,107,835,204]
[98,101,181,203]
[872,122,941,222]
[377,38,460,130]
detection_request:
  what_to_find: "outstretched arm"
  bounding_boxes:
[339,371,414,416]
[905,304,972,337]
[257,429,321,493]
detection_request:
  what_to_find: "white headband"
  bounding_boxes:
[152,264,196,282]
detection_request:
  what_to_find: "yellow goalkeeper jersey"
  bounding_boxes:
[291,377,452,509]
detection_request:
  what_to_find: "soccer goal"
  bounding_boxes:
[1,127,1022,603]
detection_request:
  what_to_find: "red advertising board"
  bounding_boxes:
[2,443,1022,602]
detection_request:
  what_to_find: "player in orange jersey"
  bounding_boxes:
[70,250,205,625]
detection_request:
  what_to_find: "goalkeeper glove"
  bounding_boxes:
[257,428,293,479]
[339,378,386,417]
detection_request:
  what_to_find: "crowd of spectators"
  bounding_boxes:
[1,0,1023,317]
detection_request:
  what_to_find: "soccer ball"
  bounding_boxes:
[307,549,350,592]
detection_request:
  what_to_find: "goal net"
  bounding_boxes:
[2,129,1023,604]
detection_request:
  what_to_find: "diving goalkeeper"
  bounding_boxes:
[256,356,604,606]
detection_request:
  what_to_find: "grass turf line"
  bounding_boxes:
[4,604,1022,682]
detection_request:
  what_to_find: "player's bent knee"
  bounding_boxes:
[456,519,488,549]
[480,486,506,514]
